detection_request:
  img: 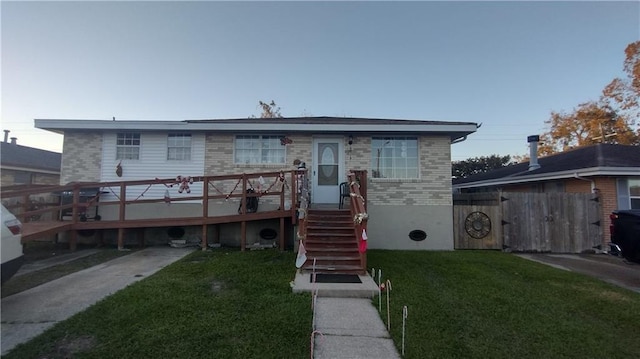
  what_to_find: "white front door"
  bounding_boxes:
[312,137,344,204]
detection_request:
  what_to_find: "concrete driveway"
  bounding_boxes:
[517,253,640,294]
[1,246,194,355]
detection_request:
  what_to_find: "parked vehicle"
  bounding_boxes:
[610,209,640,263]
[1,204,24,284]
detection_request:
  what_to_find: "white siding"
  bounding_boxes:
[100,132,205,202]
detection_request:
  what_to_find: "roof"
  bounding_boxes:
[1,142,61,173]
[34,116,479,142]
[453,144,640,189]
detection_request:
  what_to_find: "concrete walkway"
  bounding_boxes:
[291,272,401,358]
[1,246,194,355]
[313,297,401,359]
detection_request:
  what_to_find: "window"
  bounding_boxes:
[630,179,640,209]
[617,178,640,210]
[116,133,140,160]
[167,134,191,160]
[234,135,285,164]
[371,137,418,179]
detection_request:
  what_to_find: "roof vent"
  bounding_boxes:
[528,135,540,171]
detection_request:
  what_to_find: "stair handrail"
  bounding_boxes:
[347,171,368,273]
[294,168,310,245]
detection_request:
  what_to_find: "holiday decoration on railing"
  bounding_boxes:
[280,136,293,145]
[353,212,369,224]
[175,175,193,193]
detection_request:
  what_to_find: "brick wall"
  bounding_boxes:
[60,132,102,184]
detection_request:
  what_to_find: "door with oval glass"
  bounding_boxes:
[312,137,344,204]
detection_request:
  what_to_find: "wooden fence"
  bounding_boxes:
[454,192,602,253]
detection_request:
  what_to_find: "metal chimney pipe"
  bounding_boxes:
[10,137,17,145]
[528,135,540,171]
[3,130,9,143]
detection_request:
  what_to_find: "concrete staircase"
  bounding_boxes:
[302,209,364,275]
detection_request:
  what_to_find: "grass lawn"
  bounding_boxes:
[4,249,312,359]
[4,249,639,358]
[369,250,640,359]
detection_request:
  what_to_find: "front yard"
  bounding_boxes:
[4,250,639,358]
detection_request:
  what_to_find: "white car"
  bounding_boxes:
[2,204,24,284]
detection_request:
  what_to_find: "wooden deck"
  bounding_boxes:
[3,171,306,251]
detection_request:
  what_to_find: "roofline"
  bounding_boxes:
[453,166,640,189]
[34,119,478,140]
[1,164,60,175]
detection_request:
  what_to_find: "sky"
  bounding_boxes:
[1,0,639,161]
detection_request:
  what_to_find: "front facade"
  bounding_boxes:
[36,117,478,250]
[453,144,640,243]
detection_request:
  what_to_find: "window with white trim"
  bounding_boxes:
[167,134,192,161]
[234,135,285,164]
[371,137,419,179]
[116,133,140,160]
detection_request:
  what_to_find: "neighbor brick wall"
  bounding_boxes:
[594,177,618,244]
[60,132,102,184]
[368,136,452,206]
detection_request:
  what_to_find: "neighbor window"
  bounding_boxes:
[629,179,640,209]
[234,135,285,164]
[617,178,640,210]
[167,134,191,161]
[116,133,140,160]
[371,137,419,179]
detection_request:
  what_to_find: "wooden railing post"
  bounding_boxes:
[201,176,209,251]
[240,174,247,251]
[117,182,126,250]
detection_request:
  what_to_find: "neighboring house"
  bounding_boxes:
[0,136,61,187]
[35,117,478,250]
[453,142,640,243]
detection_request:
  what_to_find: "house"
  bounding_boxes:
[35,117,478,250]
[0,133,61,187]
[453,138,640,243]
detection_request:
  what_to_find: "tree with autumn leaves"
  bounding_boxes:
[539,41,640,155]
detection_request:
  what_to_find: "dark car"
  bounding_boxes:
[610,209,640,263]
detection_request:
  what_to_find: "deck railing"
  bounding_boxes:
[1,170,304,251]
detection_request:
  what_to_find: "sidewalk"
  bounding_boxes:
[313,297,401,359]
[1,246,194,355]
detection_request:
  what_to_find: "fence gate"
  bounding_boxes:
[453,193,502,250]
[501,192,602,253]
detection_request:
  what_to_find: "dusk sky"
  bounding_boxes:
[2,1,638,160]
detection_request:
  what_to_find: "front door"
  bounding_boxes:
[312,137,344,204]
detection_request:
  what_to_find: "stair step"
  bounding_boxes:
[306,255,361,261]
[305,248,359,253]
[307,232,354,237]
[306,241,355,245]
[301,263,363,271]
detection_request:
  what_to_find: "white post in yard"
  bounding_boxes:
[386,279,392,331]
[402,305,408,356]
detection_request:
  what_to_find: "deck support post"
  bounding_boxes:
[279,217,285,251]
[117,228,125,250]
[137,229,145,248]
[70,230,77,251]
[240,221,246,251]
[201,224,208,251]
